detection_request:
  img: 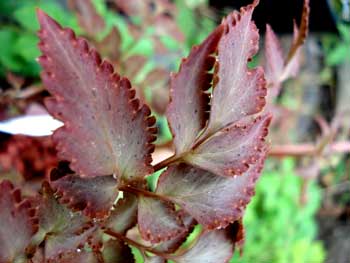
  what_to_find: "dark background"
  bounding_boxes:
[209,0,338,33]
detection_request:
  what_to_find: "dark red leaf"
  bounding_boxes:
[166,24,224,154]
[204,0,266,136]
[156,158,265,229]
[185,115,271,177]
[37,10,156,181]
[102,239,134,263]
[152,211,196,253]
[0,180,38,262]
[137,196,186,244]
[50,167,118,219]
[34,182,95,260]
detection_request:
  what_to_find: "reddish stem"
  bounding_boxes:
[269,141,350,157]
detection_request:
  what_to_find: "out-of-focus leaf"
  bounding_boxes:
[68,0,105,37]
[102,239,134,263]
[97,27,122,62]
[144,255,166,263]
[137,196,185,244]
[0,180,38,262]
[265,24,284,88]
[50,251,99,263]
[166,24,223,154]
[156,158,264,229]
[205,0,266,135]
[37,11,156,181]
[13,1,79,32]
[172,229,234,263]
[285,0,310,63]
[0,30,23,73]
[186,115,271,177]
[326,43,349,66]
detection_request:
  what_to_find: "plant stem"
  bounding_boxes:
[120,185,171,202]
[269,141,350,157]
[104,228,175,259]
[153,154,181,172]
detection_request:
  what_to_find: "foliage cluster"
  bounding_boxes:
[0,0,274,262]
[0,0,332,262]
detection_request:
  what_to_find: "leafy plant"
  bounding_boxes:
[231,159,326,263]
[0,0,79,77]
[0,0,275,262]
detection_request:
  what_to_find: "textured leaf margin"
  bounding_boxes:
[156,156,265,229]
[204,0,266,136]
[186,115,271,177]
[166,24,224,154]
[0,180,38,262]
[137,196,186,244]
[50,163,119,219]
[37,10,156,181]
[33,182,96,260]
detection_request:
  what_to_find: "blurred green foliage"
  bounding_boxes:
[231,159,326,263]
[0,0,79,77]
[323,23,350,66]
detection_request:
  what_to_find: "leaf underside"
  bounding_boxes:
[37,10,156,182]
